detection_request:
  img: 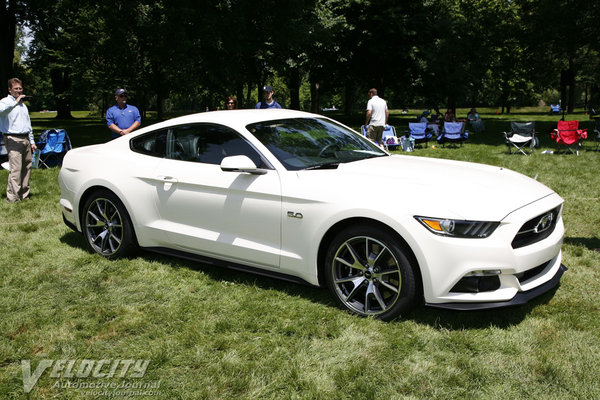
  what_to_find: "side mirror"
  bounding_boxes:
[220,155,268,175]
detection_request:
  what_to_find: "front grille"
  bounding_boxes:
[511,205,561,249]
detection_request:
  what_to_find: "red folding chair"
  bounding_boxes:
[550,120,587,155]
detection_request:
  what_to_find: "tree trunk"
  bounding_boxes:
[447,97,456,117]
[0,0,17,91]
[139,91,146,119]
[344,80,353,116]
[310,80,320,114]
[377,76,385,100]
[151,62,165,120]
[500,87,511,114]
[560,69,570,113]
[236,83,244,110]
[288,68,300,110]
[567,59,575,113]
[100,94,106,119]
[156,89,164,121]
[246,82,252,108]
[50,68,73,119]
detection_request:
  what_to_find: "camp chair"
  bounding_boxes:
[0,134,7,165]
[361,125,398,150]
[550,104,561,115]
[406,122,432,147]
[503,122,537,155]
[381,126,400,150]
[550,120,587,155]
[593,118,600,151]
[437,122,468,147]
[36,129,72,168]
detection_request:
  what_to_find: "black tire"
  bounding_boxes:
[324,224,419,321]
[82,190,137,259]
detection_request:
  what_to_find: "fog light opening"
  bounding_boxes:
[451,270,502,293]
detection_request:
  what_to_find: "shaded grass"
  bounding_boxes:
[0,108,598,399]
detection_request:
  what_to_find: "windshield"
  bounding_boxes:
[246,117,387,170]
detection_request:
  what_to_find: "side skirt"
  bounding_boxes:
[145,246,318,287]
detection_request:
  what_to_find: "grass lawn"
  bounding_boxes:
[0,107,599,399]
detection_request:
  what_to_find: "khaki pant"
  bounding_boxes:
[5,134,32,202]
[367,125,385,145]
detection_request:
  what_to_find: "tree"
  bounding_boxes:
[519,0,598,113]
[14,0,600,117]
[24,0,83,118]
[1,0,20,89]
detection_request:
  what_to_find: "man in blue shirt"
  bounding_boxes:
[255,85,282,109]
[106,88,141,139]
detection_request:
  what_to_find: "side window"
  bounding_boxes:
[168,124,264,167]
[130,129,168,158]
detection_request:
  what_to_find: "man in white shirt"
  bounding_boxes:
[363,88,389,147]
[0,78,36,203]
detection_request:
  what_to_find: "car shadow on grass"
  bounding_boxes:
[59,231,334,307]
[60,230,88,249]
[563,236,600,252]
[154,252,335,307]
[60,230,563,327]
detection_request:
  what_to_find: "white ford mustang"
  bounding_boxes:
[58,109,566,320]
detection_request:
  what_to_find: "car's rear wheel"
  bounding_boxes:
[324,225,418,321]
[82,190,136,258]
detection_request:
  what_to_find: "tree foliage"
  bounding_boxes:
[4,0,599,118]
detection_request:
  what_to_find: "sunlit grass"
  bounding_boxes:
[0,110,598,399]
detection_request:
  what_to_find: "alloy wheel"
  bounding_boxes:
[85,197,124,256]
[331,235,402,316]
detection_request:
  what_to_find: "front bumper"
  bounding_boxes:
[426,264,567,310]
[409,193,565,305]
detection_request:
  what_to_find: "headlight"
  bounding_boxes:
[415,216,499,238]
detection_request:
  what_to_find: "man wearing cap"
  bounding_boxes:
[106,88,141,139]
[255,85,282,109]
[0,78,36,203]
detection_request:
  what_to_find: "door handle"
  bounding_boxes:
[157,176,178,190]
[159,176,178,183]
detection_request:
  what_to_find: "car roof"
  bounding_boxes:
[134,109,321,135]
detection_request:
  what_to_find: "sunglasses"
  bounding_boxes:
[118,94,127,98]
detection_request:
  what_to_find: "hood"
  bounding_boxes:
[296,155,557,221]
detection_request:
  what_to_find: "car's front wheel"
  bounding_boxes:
[82,190,136,258]
[324,225,419,321]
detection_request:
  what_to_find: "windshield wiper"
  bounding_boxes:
[303,162,340,170]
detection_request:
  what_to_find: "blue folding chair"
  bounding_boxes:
[437,122,468,147]
[36,129,72,168]
[406,122,432,147]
